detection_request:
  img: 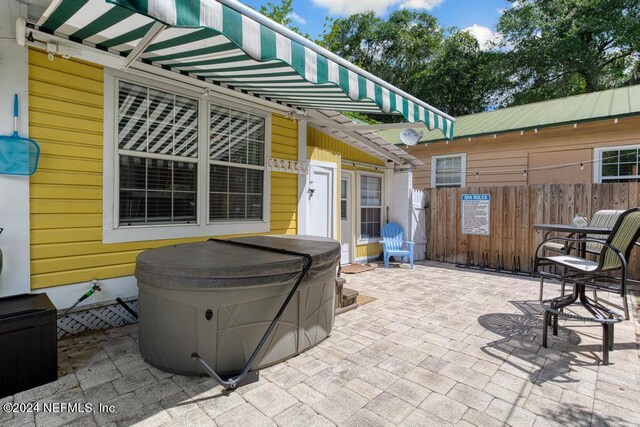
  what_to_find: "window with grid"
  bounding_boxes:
[434,155,465,187]
[117,81,198,226]
[599,147,640,183]
[209,106,266,221]
[360,175,382,239]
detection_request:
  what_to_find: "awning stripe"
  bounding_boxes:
[70,6,134,40]
[37,0,455,139]
[145,28,212,52]
[39,0,89,32]
[144,41,236,62]
[97,21,154,48]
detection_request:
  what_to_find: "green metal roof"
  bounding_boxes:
[379,84,640,145]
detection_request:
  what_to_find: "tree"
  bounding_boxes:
[322,10,443,91]
[322,12,510,117]
[258,0,308,38]
[497,0,640,105]
[408,31,510,116]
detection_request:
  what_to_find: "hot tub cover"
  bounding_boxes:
[135,235,340,290]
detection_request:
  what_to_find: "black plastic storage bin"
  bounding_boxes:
[0,293,57,398]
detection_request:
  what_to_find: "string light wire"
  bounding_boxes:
[467,159,602,178]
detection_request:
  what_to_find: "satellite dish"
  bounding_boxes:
[399,128,423,146]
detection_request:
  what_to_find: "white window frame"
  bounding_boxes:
[431,153,467,188]
[103,68,271,244]
[593,145,640,184]
[356,170,384,245]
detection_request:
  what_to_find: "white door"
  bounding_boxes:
[308,164,334,238]
[340,174,352,264]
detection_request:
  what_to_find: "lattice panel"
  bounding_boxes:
[57,299,139,339]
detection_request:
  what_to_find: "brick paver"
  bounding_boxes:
[7,262,640,426]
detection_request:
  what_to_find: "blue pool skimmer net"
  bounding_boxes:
[0,94,40,175]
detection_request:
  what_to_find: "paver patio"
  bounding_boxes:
[2,262,639,426]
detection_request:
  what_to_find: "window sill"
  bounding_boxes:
[103,221,270,244]
[357,237,381,246]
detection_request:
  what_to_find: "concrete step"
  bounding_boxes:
[335,277,346,309]
[342,287,359,307]
[336,287,359,315]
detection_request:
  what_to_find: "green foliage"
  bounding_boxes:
[498,0,640,105]
[408,31,511,116]
[258,0,640,117]
[341,111,382,125]
[322,10,443,90]
[321,11,507,116]
[259,0,294,26]
[258,0,310,39]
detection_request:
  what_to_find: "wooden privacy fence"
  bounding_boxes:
[424,183,640,279]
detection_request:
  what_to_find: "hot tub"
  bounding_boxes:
[135,235,340,377]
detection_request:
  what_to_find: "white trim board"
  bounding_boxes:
[355,255,382,264]
[0,0,30,297]
[33,276,138,310]
[297,120,308,235]
[340,170,356,265]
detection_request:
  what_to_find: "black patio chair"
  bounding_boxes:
[533,208,640,364]
[535,208,640,319]
[538,210,624,300]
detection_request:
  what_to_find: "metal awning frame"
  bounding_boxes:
[216,0,454,125]
[32,0,455,139]
[19,22,421,166]
[22,24,298,115]
[301,110,424,167]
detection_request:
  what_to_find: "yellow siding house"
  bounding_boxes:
[0,0,453,323]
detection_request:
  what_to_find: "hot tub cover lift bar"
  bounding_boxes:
[191,238,313,390]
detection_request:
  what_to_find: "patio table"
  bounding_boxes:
[532,224,612,257]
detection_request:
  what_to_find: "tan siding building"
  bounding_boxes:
[377,85,640,190]
[411,116,640,189]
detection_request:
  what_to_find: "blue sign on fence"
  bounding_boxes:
[461,194,491,235]
[462,194,491,202]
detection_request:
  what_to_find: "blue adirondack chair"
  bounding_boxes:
[381,223,414,269]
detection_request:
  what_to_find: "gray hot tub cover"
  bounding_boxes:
[135,235,340,290]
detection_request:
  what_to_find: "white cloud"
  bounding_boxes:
[399,0,443,9]
[287,12,307,25]
[463,24,502,50]
[311,0,443,16]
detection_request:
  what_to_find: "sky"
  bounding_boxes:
[239,0,511,48]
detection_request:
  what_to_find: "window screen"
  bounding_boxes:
[360,175,382,239]
[600,148,640,183]
[435,155,464,187]
[209,106,266,221]
[117,81,198,225]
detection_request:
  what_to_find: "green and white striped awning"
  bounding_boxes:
[36,0,455,139]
